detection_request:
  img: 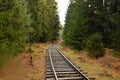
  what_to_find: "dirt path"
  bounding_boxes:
[0,43,50,80]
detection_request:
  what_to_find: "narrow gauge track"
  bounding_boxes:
[46,45,89,80]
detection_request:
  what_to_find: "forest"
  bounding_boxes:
[0,0,120,67]
[64,0,120,58]
[0,0,120,79]
[0,0,60,67]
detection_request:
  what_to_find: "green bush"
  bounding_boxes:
[0,0,31,67]
[84,33,105,58]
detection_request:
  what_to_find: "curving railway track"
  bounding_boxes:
[46,44,90,80]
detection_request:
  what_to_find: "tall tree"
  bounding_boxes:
[0,0,31,66]
[28,0,60,42]
[64,0,88,50]
[64,0,105,58]
[27,0,43,42]
[40,0,60,41]
[105,0,120,50]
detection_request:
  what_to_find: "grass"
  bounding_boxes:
[0,42,51,80]
[60,45,120,80]
[0,41,119,80]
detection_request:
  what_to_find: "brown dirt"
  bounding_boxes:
[0,42,50,80]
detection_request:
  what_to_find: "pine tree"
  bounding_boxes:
[64,0,105,57]
[105,0,120,50]
[0,0,31,66]
[27,0,42,42]
[28,0,60,42]
[64,0,88,50]
[40,0,60,41]
[0,0,60,66]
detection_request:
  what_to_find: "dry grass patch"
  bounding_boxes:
[60,45,120,80]
[0,42,51,80]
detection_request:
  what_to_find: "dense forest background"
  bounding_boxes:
[0,0,60,67]
[0,0,120,67]
[64,0,120,58]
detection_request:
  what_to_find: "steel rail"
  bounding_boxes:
[46,45,90,80]
[48,46,58,80]
[56,48,89,80]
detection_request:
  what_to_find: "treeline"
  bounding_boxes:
[64,0,120,58]
[0,0,60,66]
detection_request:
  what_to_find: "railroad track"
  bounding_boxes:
[46,44,89,80]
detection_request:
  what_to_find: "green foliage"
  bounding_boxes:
[84,33,105,58]
[105,2,120,50]
[0,0,60,67]
[28,0,60,42]
[64,0,87,50]
[64,0,120,58]
[0,0,32,66]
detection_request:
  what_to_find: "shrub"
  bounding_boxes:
[84,33,105,58]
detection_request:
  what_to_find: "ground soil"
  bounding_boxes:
[0,42,50,80]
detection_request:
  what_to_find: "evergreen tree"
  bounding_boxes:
[83,0,105,57]
[28,0,60,42]
[64,0,90,50]
[105,0,120,50]
[40,0,60,41]
[64,0,105,57]
[0,0,31,66]
[27,0,43,42]
[101,0,120,57]
[0,0,60,67]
